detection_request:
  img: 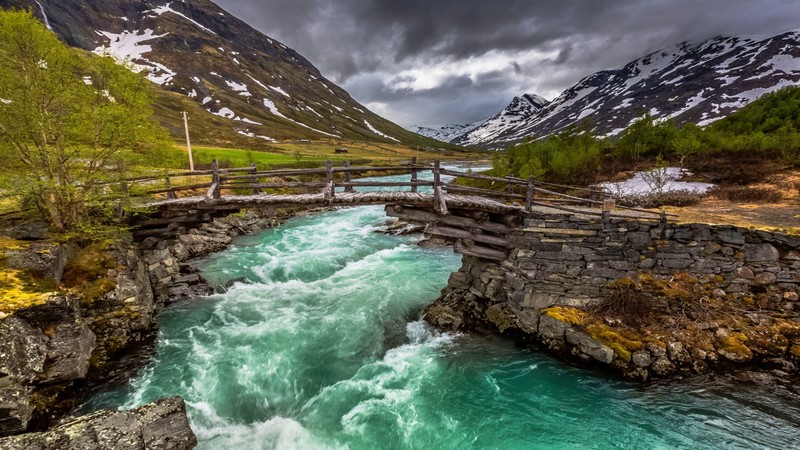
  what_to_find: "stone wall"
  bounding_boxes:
[426,212,800,381]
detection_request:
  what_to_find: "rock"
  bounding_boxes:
[783,292,799,302]
[754,272,777,285]
[565,329,614,364]
[0,385,34,437]
[666,341,691,364]
[651,357,676,376]
[702,243,722,255]
[744,244,780,262]
[424,292,466,331]
[0,397,197,449]
[418,237,447,248]
[646,343,667,358]
[538,315,568,340]
[3,243,74,283]
[3,222,50,241]
[631,350,652,367]
[735,266,755,280]
[0,318,48,384]
[712,288,727,298]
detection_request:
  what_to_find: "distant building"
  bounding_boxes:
[334,147,348,153]
[299,139,310,143]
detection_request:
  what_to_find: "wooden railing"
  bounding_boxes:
[122,158,670,220]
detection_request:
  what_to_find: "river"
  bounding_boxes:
[85,168,800,449]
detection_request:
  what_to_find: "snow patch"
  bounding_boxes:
[149,2,217,35]
[269,86,290,98]
[93,29,176,85]
[225,80,251,97]
[364,120,400,142]
[599,167,714,196]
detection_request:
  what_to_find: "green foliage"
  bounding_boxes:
[495,121,602,184]
[495,86,800,184]
[0,9,174,233]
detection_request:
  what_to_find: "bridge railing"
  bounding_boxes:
[124,158,671,220]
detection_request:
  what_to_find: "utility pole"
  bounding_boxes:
[183,111,194,171]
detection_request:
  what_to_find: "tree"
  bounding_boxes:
[0,9,172,232]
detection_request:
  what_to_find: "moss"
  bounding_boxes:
[790,344,800,358]
[0,268,54,314]
[717,332,753,359]
[62,243,119,304]
[542,306,586,325]
[585,322,645,363]
[0,236,29,260]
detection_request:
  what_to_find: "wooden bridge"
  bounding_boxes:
[128,158,671,260]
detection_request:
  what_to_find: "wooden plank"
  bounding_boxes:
[453,240,508,261]
[219,182,327,189]
[444,184,524,199]
[338,181,433,188]
[385,206,514,234]
[428,226,512,247]
[522,227,598,236]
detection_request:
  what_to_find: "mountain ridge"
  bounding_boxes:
[1,0,456,149]
[452,30,800,146]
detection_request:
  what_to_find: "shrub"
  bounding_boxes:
[617,189,705,208]
[707,186,784,203]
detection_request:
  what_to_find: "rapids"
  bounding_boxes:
[86,169,800,449]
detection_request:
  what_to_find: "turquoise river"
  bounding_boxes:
[86,170,800,449]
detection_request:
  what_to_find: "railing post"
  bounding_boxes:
[343,160,355,193]
[166,176,176,199]
[525,176,535,211]
[250,162,261,194]
[410,156,418,193]
[325,160,335,200]
[602,197,615,223]
[211,158,221,199]
[433,160,447,214]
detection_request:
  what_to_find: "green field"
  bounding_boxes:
[189,140,484,169]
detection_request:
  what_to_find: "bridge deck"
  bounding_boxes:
[144,191,654,219]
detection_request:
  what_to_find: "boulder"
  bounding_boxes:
[0,397,197,449]
[744,244,780,262]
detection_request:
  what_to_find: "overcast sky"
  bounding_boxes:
[214,0,800,128]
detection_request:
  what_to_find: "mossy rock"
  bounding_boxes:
[542,306,586,325]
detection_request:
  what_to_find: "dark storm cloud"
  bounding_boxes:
[215,0,800,127]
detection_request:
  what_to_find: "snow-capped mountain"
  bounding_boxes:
[455,30,800,146]
[453,94,549,146]
[2,0,439,146]
[407,122,483,142]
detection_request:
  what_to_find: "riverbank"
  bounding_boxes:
[0,207,299,446]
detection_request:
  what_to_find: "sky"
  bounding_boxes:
[214,0,800,128]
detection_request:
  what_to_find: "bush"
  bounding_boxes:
[707,186,784,203]
[617,189,705,208]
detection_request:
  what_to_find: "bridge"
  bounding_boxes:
[128,159,671,260]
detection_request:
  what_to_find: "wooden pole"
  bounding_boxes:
[525,176,535,211]
[602,197,615,222]
[250,162,260,194]
[166,177,176,199]
[211,159,221,199]
[325,160,335,199]
[343,160,355,193]
[183,111,194,172]
[433,160,447,214]
[410,156,418,193]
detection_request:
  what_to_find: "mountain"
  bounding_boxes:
[407,122,482,142]
[453,94,549,147]
[1,0,452,148]
[454,30,800,146]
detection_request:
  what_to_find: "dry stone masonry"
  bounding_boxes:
[426,212,800,381]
